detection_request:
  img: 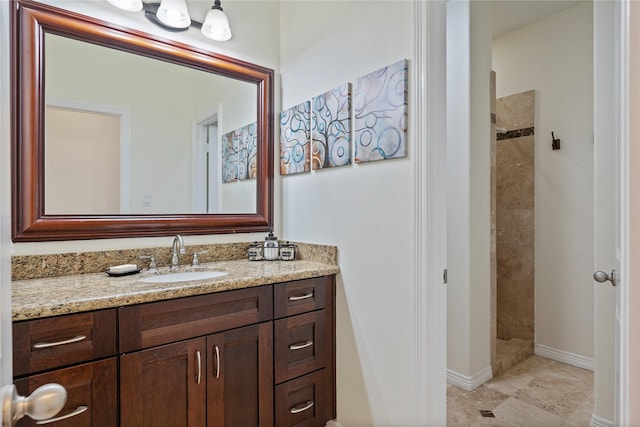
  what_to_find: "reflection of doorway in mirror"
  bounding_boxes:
[193,113,220,213]
[45,103,131,214]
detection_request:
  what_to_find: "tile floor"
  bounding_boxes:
[447,355,594,426]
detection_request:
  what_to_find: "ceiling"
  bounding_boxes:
[491,0,586,37]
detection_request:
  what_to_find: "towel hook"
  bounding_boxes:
[551,132,561,150]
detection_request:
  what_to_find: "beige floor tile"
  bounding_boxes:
[513,364,592,418]
[486,355,555,396]
[491,397,568,426]
[448,355,594,427]
[562,390,594,426]
[447,384,509,426]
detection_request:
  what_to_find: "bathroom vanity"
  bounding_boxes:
[12,260,338,426]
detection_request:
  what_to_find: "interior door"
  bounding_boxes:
[593,1,627,425]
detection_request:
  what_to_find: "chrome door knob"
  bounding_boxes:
[594,269,617,287]
[2,383,67,426]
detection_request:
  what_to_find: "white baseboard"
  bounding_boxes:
[534,343,595,371]
[446,365,493,391]
[591,413,614,427]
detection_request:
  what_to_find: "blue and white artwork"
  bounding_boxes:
[236,122,257,180]
[354,59,408,163]
[221,130,237,183]
[221,122,257,183]
[280,101,311,175]
[311,83,352,170]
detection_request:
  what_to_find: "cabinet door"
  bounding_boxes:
[207,323,273,427]
[274,310,330,384]
[120,337,207,427]
[275,369,332,427]
[14,358,117,427]
[14,309,116,376]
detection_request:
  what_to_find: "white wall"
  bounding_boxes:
[493,3,594,360]
[446,0,493,387]
[279,1,415,425]
[10,0,281,254]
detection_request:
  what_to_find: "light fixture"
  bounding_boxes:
[201,0,232,41]
[105,0,232,41]
[156,0,191,30]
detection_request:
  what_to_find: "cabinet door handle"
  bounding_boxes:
[214,345,220,379]
[289,340,313,351]
[35,405,88,424]
[289,400,314,414]
[288,292,313,302]
[196,350,202,385]
[33,335,87,349]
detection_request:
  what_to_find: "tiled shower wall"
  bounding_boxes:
[495,90,535,342]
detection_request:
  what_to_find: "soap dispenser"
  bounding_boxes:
[263,232,279,261]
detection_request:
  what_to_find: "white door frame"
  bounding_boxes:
[413,0,447,425]
[0,0,12,391]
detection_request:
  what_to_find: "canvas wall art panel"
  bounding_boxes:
[354,59,408,163]
[280,101,311,175]
[311,83,352,170]
[221,130,237,183]
[236,122,257,180]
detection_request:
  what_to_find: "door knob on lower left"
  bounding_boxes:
[2,383,67,427]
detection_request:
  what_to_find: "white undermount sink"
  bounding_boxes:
[138,270,228,283]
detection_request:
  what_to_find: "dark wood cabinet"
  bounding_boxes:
[274,276,336,426]
[13,309,116,377]
[13,310,118,426]
[120,323,274,427]
[120,338,207,426]
[13,275,336,427]
[207,323,273,427]
[15,358,118,427]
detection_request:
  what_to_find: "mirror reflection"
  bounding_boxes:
[44,33,258,215]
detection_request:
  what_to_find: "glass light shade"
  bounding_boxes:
[106,0,142,12]
[201,8,232,41]
[156,0,191,29]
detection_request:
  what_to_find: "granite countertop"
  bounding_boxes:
[12,259,340,321]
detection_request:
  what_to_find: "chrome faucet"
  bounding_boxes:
[170,235,186,270]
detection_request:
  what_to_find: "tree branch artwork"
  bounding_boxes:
[354,59,408,163]
[280,101,311,175]
[311,83,352,170]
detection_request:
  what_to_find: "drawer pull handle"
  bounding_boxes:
[289,340,313,351]
[288,292,313,302]
[33,335,87,349]
[196,350,202,385]
[214,345,220,379]
[290,400,314,414]
[36,405,88,424]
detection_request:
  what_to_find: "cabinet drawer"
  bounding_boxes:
[119,286,273,352]
[274,277,330,319]
[13,310,117,377]
[275,369,332,427]
[274,310,330,384]
[15,358,118,427]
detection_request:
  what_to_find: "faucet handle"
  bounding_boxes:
[192,251,208,267]
[139,255,158,273]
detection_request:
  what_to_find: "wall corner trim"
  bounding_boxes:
[534,343,595,371]
[590,413,614,427]
[446,366,493,391]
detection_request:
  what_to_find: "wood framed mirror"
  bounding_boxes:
[11,0,274,242]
